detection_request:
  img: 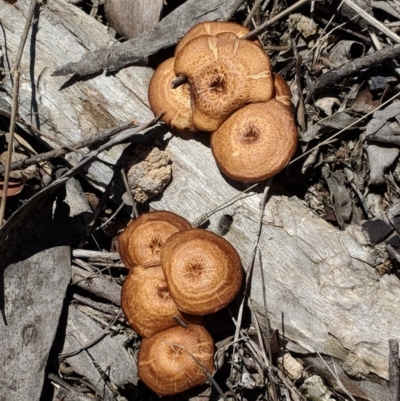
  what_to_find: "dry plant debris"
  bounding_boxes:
[2,0,400,400]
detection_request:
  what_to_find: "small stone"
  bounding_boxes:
[301,375,335,401]
[277,353,304,381]
[123,146,172,204]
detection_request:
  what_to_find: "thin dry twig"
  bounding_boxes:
[243,0,314,40]
[389,339,400,401]
[58,310,121,360]
[192,190,257,227]
[72,293,119,316]
[230,179,273,378]
[342,0,400,44]
[49,115,162,187]
[243,0,264,27]
[121,168,139,219]
[0,71,20,225]
[295,92,400,163]
[0,0,40,225]
[307,45,400,100]
[0,121,136,175]
[316,352,357,401]
[248,298,279,401]
[72,249,120,260]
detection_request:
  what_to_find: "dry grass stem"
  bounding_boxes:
[342,0,400,44]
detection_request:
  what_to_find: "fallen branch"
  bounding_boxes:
[0,0,40,225]
[52,0,245,77]
[0,120,135,175]
[307,45,400,101]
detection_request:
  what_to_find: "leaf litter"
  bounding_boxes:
[2,0,400,400]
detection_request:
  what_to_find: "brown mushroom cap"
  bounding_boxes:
[138,325,214,396]
[274,73,292,109]
[211,99,298,182]
[174,21,261,56]
[174,32,274,132]
[121,265,201,338]
[210,101,298,183]
[118,211,192,269]
[161,228,242,315]
[148,58,195,131]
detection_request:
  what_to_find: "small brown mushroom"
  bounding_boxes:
[161,228,242,315]
[148,57,195,131]
[174,32,274,132]
[118,211,192,269]
[121,265,201,338]
[274,73,292,109]
[138,325,214,396]
[174,21,261,56]
[210,101,298,183]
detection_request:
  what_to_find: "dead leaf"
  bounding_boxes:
[366,102,400,137]
[372,1,400,19]
[302,112,358,142]
[325,40,365,68]
[352,85,381,113]
[366,144,399,185]
[315,96,341,116]
[321,164,353,228]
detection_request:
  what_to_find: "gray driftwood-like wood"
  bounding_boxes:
[71,265,122,306]
[60,306,137,401]
[1,0,155,192]
[53,0,246,77]
[104,0,164,39]
[0,185,71,401]
[1,1,400,400]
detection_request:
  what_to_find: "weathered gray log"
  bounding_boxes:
[1,0,154,191]
[60,306,137,401]
[53,0,246,77]
[71,265,121,306]
[0,184,71,401]
[1,1,400,400]
[104,0,164,39]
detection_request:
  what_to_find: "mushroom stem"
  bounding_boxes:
[171,75,187,89]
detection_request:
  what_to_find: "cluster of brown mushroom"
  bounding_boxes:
[148,21,298,183]
[119,210,243,395]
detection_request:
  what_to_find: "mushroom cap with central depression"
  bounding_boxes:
[210,100,298,183]
[121,265,201,338]
[161,228,242,315]
[138,325,214,396]
[118,211,192,269]
[174,32,274,132]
